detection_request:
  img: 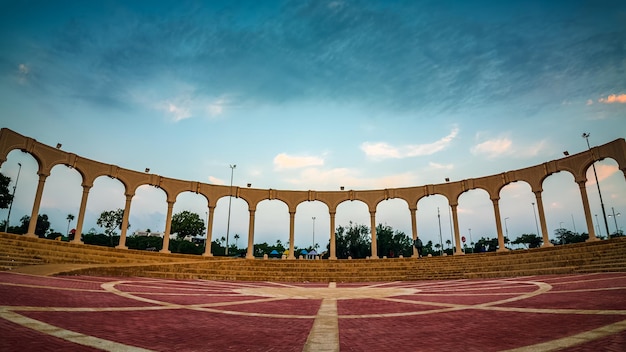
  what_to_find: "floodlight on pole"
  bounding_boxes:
[532,202,540,237]
[4,163,22,232]
[437,207,443,256]
[582,132,610,237]
[225,164,236,256]
[608,207,621,236]
[312,216,316,249]
[504,217,510,239]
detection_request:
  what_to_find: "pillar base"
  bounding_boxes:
[329,256,337,260]
[202,252,213,257]
[586,236,600,242]
[160,249,171,254]
[454,250,465,255]
[496,247,509,253]
[246,254,255,259]
[541,242,554,248]
[115,245,128,250]
[71,238,83,245]
[24,233,37,238]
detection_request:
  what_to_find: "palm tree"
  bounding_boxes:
[445,239,452,250]
[234,234,240,249]
[66,214,75,236]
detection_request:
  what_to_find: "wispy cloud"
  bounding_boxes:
[274,153,324,170]
[208,176,224,185]
[283,167,417,189]
[429,162,454,170]
[471,138,512,158]
[164,102,191,121]
[598,94,626,104]
[361,128,459,160]
[471,137,547,159]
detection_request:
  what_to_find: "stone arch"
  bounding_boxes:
[498,181,537,248]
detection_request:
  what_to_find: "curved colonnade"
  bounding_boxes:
[1,128,625,260]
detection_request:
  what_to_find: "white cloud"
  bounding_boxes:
[586,164,618,185]
[598,94,626,104]
[282,167,417,190]
[206,96,233,117]
[16,63,29,85]
[471,138,512,158]
[274,153,324,170]
[360,142,400,159]
[166,102,191,121]
[517,140,547,158]
[429,162,454,170]
[361,127,459,160]
[208,176,224,185]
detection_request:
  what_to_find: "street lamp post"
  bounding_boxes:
[582,133,610,237]
[532,202,540,237]
[504,217,510,239]
[608,207,621,236]
[225,164,236,256]
[312,216,316,250]
[595,214,600,236]
[437,207,443,255]
[4,162,22,233]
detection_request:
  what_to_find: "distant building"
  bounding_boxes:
[133,230,164,238]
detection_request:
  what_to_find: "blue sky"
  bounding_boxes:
[0,0,625,249]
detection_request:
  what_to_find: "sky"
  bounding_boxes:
[0,0,625,250]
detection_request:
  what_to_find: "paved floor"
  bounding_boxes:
[1,271,625,351]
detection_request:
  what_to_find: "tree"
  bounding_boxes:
[234,234,240,248]
[18,214,51,237]
[97,209,128,245]
[375,224,413,258]
[170,211,205,240]
[66,214,75,235]
[512,233,543,249]
[332,222,371,259]
[0,173,12,209]
[474,237,499,252]
[552,229,588,245]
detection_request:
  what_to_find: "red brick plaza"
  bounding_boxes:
[1,271,625,351]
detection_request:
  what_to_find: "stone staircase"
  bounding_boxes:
[1,232,625,281]
[0,232,211,271]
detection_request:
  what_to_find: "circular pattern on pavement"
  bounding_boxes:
[1,272,625,351]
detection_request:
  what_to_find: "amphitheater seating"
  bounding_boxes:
[1,232,625,282]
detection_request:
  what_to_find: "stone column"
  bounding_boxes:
[409,205,418,258]
[288,211,296,259]
[203,205,215,256]
[26,173,48,237]
[534,191,553,247]
[160,200,174,254]
[118,194,133,247]
[329,211,337,260]
[450,203,464,255]
[116,193,133,249]
[72,184,92,244]
[246,209,256,259]
[369,210,378,259]
[577,180,598,241]
[492,197,508,252]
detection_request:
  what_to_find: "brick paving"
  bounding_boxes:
[1,272,625,351]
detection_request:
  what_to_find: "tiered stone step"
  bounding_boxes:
[1,232,625,281]
[0,232,210,268]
